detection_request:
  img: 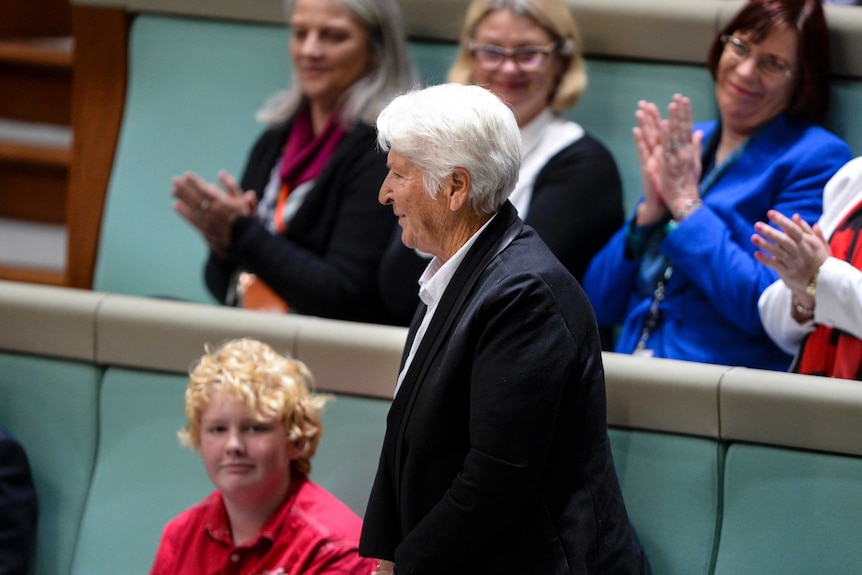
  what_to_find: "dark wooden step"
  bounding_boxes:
[0,119,71,167]
[0,120,71,224]
[0,37,74,69]
[0,37,73,124]
[0,264,65,286]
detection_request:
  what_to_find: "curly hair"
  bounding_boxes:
[178,338,331,476]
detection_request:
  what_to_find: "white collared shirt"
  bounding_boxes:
[393,215,497,397]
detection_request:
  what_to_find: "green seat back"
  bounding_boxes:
[609,428,723,575]
[0,353,100,575]
[312,394,390,517]
[69,368,209,575]
[93,15,290,302]
[712,443,862,575]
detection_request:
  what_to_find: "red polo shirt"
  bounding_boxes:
[150,473,375,575]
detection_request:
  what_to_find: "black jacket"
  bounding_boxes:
[205,122,406,325]
[361,202,649,574]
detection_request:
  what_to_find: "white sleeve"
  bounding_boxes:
[815,256,862,340]
[758,279,812,356]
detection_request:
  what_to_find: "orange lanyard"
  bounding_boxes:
[273,181,290,234]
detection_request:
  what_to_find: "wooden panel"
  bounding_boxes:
[0,38,74,69]
[0,65,72,125]
[0,0,71,37]
[0,164,67,223]
[0,266,66,285]
[0,140,70,168]
[65,6,129,289]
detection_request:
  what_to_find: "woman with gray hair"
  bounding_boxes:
[361,83,650,575]
[171,0,415,324]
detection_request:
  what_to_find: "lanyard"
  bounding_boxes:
[633,128,753,356]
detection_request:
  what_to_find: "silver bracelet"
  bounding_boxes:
[675,198,703,221]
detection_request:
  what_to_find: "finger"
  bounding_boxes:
[243,190,258,212]
[752,246,782,272]
[693,130,704,157]
[812,222,828,244]
[790,213,814,235]
[753,221,786,246]
[174,172,212,207]
[765,209,798,234]
[679,98,693,138]
[173,198,201,228]
[218,170,243,197]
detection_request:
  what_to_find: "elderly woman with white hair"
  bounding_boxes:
[171,0,415,325]
[360,83,650,575]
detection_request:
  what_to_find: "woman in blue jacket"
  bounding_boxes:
[583,0,851,370]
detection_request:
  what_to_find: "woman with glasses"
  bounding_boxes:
[378,0,624,333]
[582,0,851,370]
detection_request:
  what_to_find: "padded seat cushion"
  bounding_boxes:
[609,427,722,575]
[713,443,862,575]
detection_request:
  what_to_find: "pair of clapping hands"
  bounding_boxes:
[634,93,704,226]
[752,211,830,309]
[634,94,830,302]
[171,170,257,259]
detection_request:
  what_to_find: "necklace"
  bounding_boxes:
[633,266,673,357]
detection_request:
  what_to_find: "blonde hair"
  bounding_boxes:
[447,0,586,113]
[179,338,331,476]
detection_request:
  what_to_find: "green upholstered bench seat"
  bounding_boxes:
[712,443,862,575]
[0,353,101,575]
[67,368,209,575]
[610,428,723,575]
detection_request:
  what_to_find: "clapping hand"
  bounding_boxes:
[172,170,257,259]
[752,209,830,297]
[633,94,703,225]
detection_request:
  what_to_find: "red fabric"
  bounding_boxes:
[795,200,862,380]
[149,473,374,575]
[273,109,346,234]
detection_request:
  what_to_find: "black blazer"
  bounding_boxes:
[204,122,403,325]
[0,429,38,575]
[361,202,649,574]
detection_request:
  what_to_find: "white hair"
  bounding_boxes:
[257,0,416,127]
[376,84,522,215]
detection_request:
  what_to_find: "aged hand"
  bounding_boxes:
[633,100,668,225]
[172,170,257,258]
[660,94,703,220]
[372,559,395,575]
[752,210,830,299]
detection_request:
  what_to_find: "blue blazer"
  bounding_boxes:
[583,114,852,370]
[361,202,649,574]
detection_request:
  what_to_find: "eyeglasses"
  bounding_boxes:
[721,35,793,79]
[469,41,562,72]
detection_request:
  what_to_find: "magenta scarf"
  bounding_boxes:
[278,107,347,189]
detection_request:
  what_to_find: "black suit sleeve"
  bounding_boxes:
[0,432,38,575]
